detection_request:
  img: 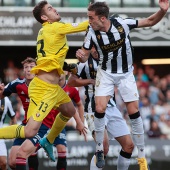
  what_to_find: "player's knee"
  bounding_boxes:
[0,159,7,170]
[123,142,134,153]
[95,105,106,113]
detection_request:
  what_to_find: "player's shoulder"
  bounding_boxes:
[10,78,26,85]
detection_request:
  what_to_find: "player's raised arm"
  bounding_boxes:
[138,0,169,27]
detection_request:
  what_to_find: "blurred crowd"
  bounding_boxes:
[116,64,170,140]
[1,60,170,140]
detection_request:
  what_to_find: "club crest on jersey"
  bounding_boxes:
[36,113,40,117]
[117,26,124,33]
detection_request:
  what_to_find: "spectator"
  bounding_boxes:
[147,119,165,139]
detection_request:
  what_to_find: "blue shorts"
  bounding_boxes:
[13,123,67,147]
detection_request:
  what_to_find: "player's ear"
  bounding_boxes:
[41,14,47,21]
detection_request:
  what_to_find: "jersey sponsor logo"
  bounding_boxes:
[21,91,25,94]
[33,138,37,143]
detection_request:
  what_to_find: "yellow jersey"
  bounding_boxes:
[31,20,88,76]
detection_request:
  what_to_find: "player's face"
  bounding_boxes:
[87,11,104,31]
[42,3,61,22]
[23,62,36,80]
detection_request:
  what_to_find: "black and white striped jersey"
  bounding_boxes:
[0,97,15,127]
[77,55,98,112]
[83,17,138,73]
[77,55,117,112]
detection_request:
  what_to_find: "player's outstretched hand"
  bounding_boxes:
[159,0,169,12]
[76,121,88,141]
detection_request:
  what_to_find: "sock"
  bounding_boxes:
[16,157,26,170]
[47,113,70,144]
[28,153,39,170]
[90,155,102,170]
[94,112,105,151]
[0,125,25,139]
[56,151,67,170]
[117,150,131,170]
[129,111,145,158]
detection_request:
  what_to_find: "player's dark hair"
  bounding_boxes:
[88,2,109,19]
[21,57,36,66]
[32,0,48,24]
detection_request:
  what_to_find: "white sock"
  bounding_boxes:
[130,116,145,158]
[117,153,131,170]
[94,116,105,151]
[90,155,102,170]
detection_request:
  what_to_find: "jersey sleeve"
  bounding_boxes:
[82,28,94,50]
[3,80,18,96]
[57,20,89,34]
[71,87,81,104]
[5,97,16,118]
[123,18,138,30]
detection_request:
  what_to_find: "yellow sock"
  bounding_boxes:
[0,125,25,139]
[47,113,70,144]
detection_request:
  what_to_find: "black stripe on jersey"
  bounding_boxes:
[55,43,66,55]
[94,31,108,71]
[106,31,118,73]
[88,55,97,93]
[31,99,37,106]
[111,19,128,73]
[88,55,95,79]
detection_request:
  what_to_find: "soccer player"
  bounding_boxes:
[1,57,41,170]
[0,97,17,170]
[0,57,85,170]
[0,0,88,159]
[76,1,169,169]
[67,46,134,170]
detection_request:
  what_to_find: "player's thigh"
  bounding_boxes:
[118,72,139,102]
[57,100,75,117]
[95,68,114,97]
